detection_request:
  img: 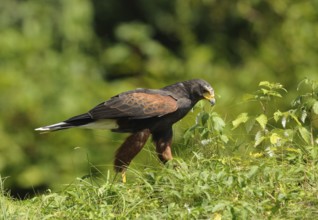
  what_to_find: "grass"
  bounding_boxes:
[1,151,318,219]
[1,80,318,219]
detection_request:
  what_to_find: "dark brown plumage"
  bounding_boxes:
[35,79,215,180]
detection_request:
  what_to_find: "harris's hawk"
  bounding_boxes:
[35,79,215,181]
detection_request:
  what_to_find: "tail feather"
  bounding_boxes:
[35,113,94,133]
[35,122,74,132]
[35,113,117,132]
[64,113,94,126]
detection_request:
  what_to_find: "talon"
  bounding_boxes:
[121,171,126,183]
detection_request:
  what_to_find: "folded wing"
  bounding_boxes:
[89,91,178,120]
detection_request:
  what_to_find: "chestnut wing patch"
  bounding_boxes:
[89,92,178,119]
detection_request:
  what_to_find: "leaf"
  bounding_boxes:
[301,110,307,123]
[266,146,276,157]
[254,131,265,147]
[312,101,318,114]
[268,91,282,98]
[289,111,301,125]
[201,112,209,125]
[298,127,311,145]
[256,114,267,130]
[242,93,255,101]
[270,133,281,145]
[260,88,269,95]
[259,81,270,88]
[259,81,285,90]
[201,129,209,139]
[212,115,226,132]
[274,110,283,122]
[282,116,287,128]
[220,135,229,143]
[232,113,249,130]
[244,118,256,133]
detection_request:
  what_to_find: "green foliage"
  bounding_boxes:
[232,81,317,159]
[183,109,228,149]
[293,79,318,129]
[1,80,318,219]
[1,0,318,199]
[2,151,318,219]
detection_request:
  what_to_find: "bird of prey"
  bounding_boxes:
[35,79,215,182]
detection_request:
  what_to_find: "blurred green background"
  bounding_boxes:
[1,0,317,197]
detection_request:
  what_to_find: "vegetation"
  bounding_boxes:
[1,81,318,219]
[1,0,318,218]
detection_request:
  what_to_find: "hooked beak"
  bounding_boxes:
[203,91,216,106]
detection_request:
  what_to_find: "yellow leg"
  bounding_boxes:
[121,171,126,183]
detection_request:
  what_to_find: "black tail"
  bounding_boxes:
[35,113,94,132]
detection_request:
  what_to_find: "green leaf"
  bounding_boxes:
[312,101,318,114]
[268,91,282,98]
[244,118,256,133]
[290,112,302,126]
[274,110,283,122]
[232,113,249,130]
[212,115,226,132]
[256,114,267,130]
[270,133,280,145]
[301,109,307,123]
[298,127,311,145]
[259,81,270,88]
[242,93,255,101]
[201,112,209,125]
[220,135,229,143]
[260,88,269,95]
[281,116,287,128]
[254,131,265,147]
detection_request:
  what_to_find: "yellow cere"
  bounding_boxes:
[203,91,214,100]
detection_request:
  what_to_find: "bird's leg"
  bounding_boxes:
[152,128,173,163]
[155,139,173,163]
[114,129,150,182]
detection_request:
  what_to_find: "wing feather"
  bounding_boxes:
[89,92,178,119]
